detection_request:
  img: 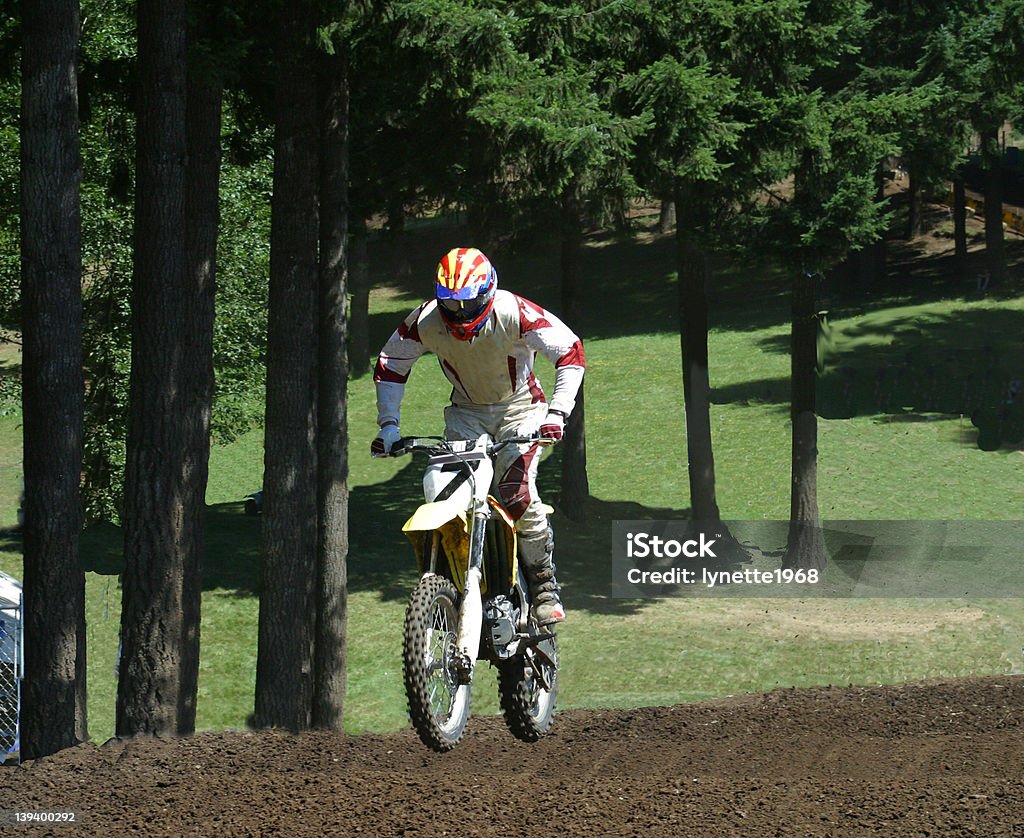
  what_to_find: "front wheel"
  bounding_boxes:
[498,628,558,742]
[403,574,471,751]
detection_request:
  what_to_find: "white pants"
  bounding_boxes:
[443,396,549,542]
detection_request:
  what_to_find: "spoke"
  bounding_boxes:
[432,604,449,634]
[429,678,454,723]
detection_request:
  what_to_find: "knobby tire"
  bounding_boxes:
[403,574,471,752]
[498,629,558,742]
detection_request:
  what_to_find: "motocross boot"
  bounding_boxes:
[519,529,566,626]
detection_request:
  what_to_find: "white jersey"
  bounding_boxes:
[374,290,585,427]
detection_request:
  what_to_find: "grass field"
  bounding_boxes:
[1,209,1022,740]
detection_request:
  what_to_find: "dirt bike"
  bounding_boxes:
[388,434,559,752]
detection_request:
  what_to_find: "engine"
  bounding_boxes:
[484,595,520,658]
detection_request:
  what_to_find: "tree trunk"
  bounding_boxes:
[871,170,887,283]
[673,181,721,526]
[313,45,349,731]
[657,199,676,234]
[953,175,968,270]
[559,187,589,522]
[117,0,190,737]
[19,0,88,759]
[348,221,370,378]
[254,0,319,732]
[178,21,224,734]
[906,166,923,239]
[783,270,825,571]
[979,125,1006,286]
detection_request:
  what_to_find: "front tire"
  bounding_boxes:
[403,574,471,751]
[498,628,558,742]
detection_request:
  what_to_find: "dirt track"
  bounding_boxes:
[2,676,1023,836]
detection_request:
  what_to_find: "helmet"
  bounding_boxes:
[434,247,498,340]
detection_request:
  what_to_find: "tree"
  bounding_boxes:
[679,0,905,569]
[177,0,229,734]
[855,0,963,265]
[313,32,349,730]
[339,1,517,375]
[673,180,722,526]
[559,184,589,519]
[116,0,193,736]
[941,1,1024,286]
[34,0,273,527]
[626,42,733,522]
[783,140,884,572]
[253,0,320,731]
[468,1,644,520]
[774,92,899,569]
[626,0,792,531]
[19,0,88,759]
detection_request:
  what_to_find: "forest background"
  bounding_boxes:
[4,0,1024,758]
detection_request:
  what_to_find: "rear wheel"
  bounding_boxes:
[403,574,471,751]
[498,626,558,742]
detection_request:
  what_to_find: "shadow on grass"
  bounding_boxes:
[35,453,708,621]
[360,218,800,348]
[709,301,1024,450]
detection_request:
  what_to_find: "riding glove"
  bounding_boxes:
[371,424,401,457]
[539,411,565,442]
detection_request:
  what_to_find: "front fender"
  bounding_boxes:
[403,500,471,588]
[402,499,466,534]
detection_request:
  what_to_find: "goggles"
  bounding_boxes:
[437,293,489,323]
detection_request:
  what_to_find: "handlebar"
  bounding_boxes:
[387,436,444,457]
[388,435,554,458]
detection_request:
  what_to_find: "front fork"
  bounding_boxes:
[453,509,488,683]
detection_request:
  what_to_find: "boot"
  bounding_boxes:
[519,530,566,626]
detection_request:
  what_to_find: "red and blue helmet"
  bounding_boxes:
[435,247,497,340]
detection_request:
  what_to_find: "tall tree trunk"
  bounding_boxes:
[871,170,887,284]
[953,174,968,270]
[117,0,190,737]
[979,125,1006,286]
[19,0,87,759]
[313,45,349,730]
[657,199,676,234]
[178,15,224,734]
[783,270,825,571]
[559,187,589,522]
[906,166,923,239]
[348,220,370,378]
[673,180,721,526]
[254,0,319,732]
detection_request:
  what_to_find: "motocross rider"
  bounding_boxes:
[371,247,585,625]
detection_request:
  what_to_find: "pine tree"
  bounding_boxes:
[116,0,192,737]
[19,0,88,758]
[253,0,320,731]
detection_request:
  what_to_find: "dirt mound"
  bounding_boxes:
[3,676,1023,836]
